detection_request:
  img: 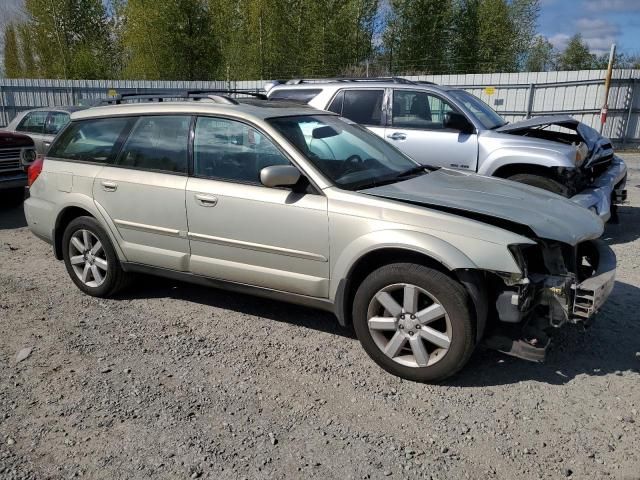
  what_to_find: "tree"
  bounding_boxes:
[20,0,115,79]
[556,34,595,71]
[384,0,454,74]
[3,23,22,77]
[123,0,219,80]
[510,0,540,69]
[525,35,555,71]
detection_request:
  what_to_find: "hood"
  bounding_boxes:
[0,131,34,148]
[360,169,603,245]
[495,115,612,167]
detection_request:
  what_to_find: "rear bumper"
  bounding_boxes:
[0,172,27,190]
[570,156,627,222]
[571,240,616,321]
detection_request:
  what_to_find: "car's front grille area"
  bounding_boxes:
[0,148,22,172]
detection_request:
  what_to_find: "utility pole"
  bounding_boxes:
[600,43,616,134]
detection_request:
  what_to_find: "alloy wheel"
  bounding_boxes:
[68,229,108,288]
[366,283,452,368]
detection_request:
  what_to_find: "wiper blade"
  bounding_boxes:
[396,165,438,178]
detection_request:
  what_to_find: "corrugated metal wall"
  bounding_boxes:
[1,70,639,144]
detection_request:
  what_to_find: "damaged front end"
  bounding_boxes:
[496,115,628,221]
[486,238,616,361]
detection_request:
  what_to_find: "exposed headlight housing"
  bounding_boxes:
[21,148,37,167]
[574,142,588,167]
[508,244,530,277]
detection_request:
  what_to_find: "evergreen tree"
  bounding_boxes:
[3,23,22,77]
[557,34,595,71]
[525,35,555,71]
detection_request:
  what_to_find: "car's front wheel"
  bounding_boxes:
[352,263,475,382]
[62,216,128,297]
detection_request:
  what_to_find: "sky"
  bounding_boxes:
[539,0,640,55]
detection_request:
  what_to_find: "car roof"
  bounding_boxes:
[71,99,332,122]
[21,106,86,114]
[268,80,452,93]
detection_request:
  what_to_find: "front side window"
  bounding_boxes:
[17,111,48,134]
[46,112,71,135]
[448,90,506,130]
[117,115,190,174]
[392,90,456,129]
[47,117,132,163]
[193,116,289,183]
[335,90,384,126]
[269,115,420,190]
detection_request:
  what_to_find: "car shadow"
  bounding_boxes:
[117,276,639,386]
[0,190,27,230]
[115,274,355,339]
[451,280,640,387]
[603,204,640,246]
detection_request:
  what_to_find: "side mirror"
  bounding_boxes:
[260,165,301,188]
[444,112,474,134]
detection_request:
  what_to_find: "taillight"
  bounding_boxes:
[27,155,45,187]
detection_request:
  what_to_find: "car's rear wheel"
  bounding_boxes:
[62,216,128,297]
[352,263,475,382]
[507,173,568,196]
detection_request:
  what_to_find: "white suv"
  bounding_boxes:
[24,92,616,382]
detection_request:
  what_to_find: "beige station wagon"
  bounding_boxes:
[24,92,616,382]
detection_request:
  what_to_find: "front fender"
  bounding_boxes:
[478,145,575,176]
[329,228,523,301]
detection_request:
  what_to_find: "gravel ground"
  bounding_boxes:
[1,158,639,480]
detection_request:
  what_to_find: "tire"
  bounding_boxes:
[352,263,475,383]
[507,173,568,197]
[62,216,128,297]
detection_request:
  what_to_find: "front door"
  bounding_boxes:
[386,89,479,171]
[93,115,192,271]
[16,110,49,153]
[186,116,330,298]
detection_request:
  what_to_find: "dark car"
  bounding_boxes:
[0,131,37,196]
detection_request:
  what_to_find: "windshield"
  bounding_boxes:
[268,115,423,190]
[448,90,506,130]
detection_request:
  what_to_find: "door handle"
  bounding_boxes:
[43,141,51,148]
[195,193,218,207]
[387,132,407,141]
[101,181,118,192]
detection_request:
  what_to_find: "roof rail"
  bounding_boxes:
[94,89,267,106]
[283,77,422,85]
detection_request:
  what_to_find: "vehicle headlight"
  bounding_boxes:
[574,142,588,167]
[21,148,37,166]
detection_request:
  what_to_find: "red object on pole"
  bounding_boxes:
[601,106,608,125]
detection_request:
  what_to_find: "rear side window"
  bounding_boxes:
[117,115,190,174]
[17,111,48,134]
[48,117,132,163]
[337,90,384,126]
[269,89,322,103]
[45,112,71,135]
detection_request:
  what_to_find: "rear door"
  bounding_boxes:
[185,116,330,297]
[386,89,478,170]
[93,115,192,271]
[327,88,387,140]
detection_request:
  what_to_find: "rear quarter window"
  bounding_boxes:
[47,117,132,163]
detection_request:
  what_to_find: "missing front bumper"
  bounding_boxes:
[570,156,627,222]
[572,240,616,321]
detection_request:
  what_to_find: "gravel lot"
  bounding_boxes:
[1,157,639,480]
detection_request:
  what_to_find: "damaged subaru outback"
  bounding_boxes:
[24,95,616,382]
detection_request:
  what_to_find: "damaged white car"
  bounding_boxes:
[266,79,628,221]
